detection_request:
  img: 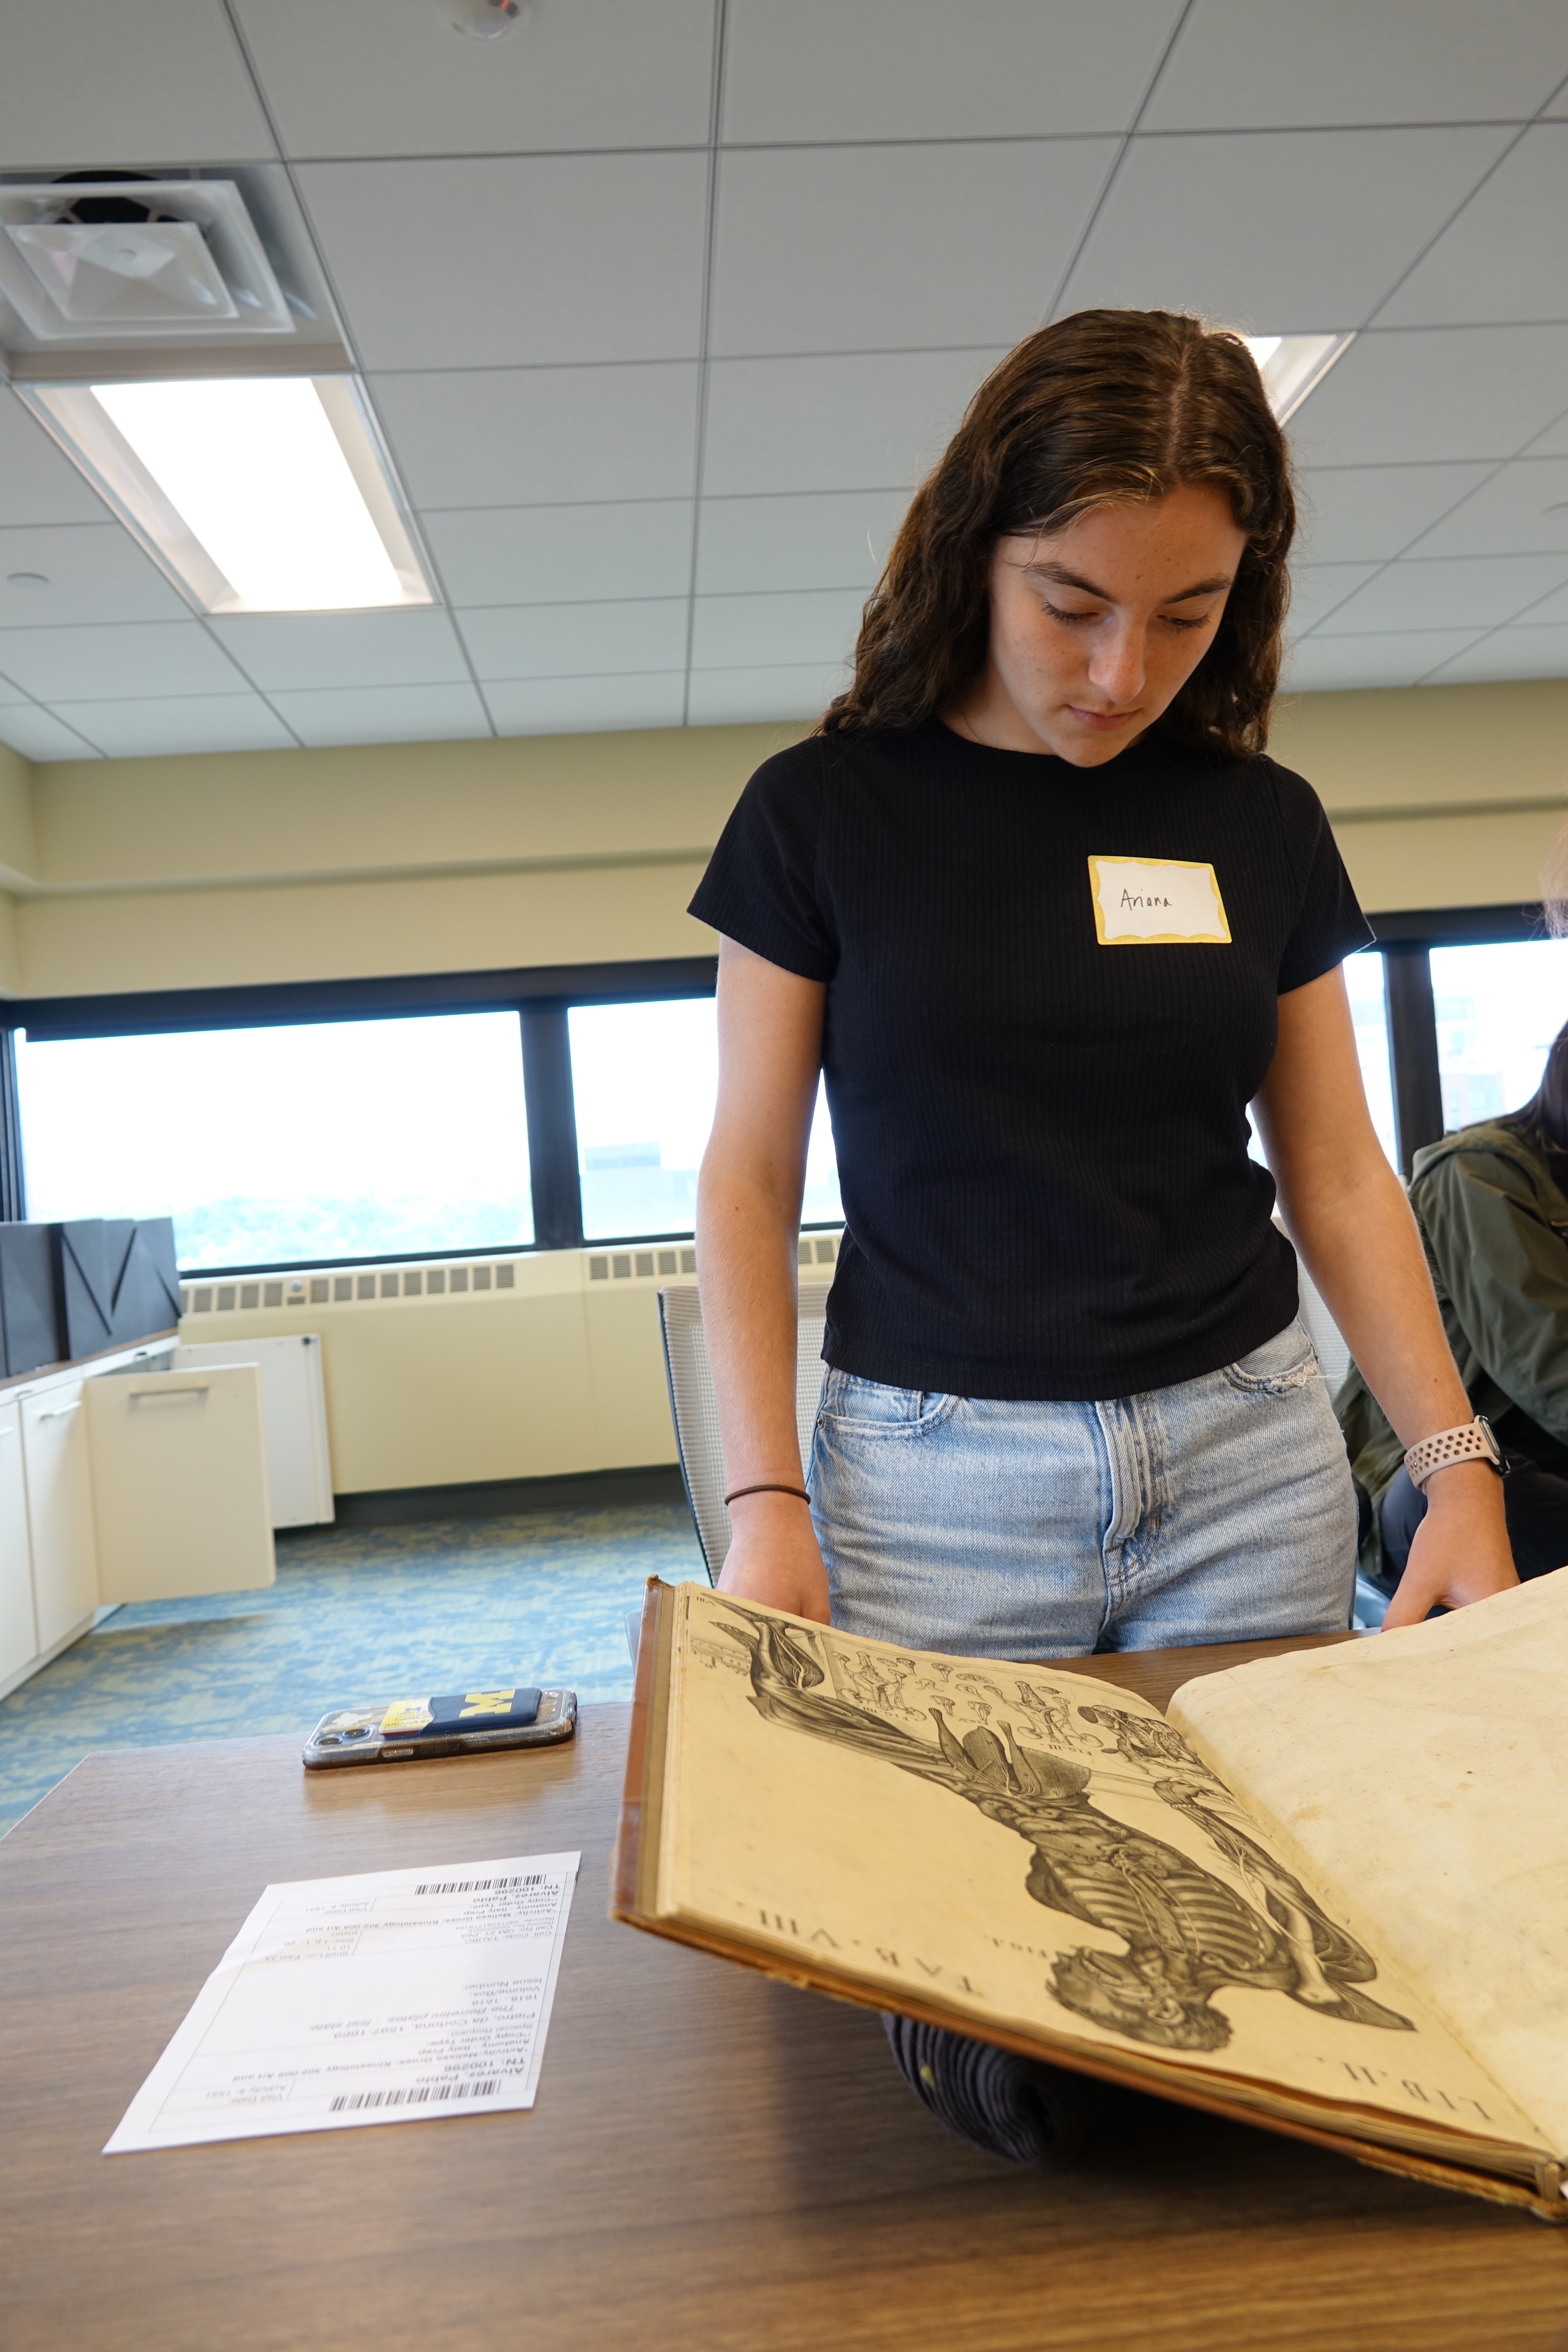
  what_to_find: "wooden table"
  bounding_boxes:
[3,1635,1564,2352]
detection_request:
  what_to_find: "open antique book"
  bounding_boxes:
[613,1570,1568,2219]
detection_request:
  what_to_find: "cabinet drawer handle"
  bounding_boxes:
[128,1377,210,1399]
[35,1403,80,1421]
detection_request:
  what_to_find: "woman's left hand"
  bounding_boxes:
[1381,1460,1519,1630]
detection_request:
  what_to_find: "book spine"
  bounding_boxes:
[611,1576,674,1921]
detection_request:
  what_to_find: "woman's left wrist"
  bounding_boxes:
[1420,1457,1504,1506]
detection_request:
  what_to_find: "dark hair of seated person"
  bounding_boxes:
[1501,1019,1568,1185]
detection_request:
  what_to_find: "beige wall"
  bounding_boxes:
[0,681,1562,999]
[1272,680,1568,915]
[0,720,806,998]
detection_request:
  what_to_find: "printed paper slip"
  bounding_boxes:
[105,1851,579,2153]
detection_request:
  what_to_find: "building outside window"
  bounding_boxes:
[1248,948,1396,1170]
[1344,948,1398,1167]
[1430,940,1568,1133]
[568,995,842,1242]
[14,1011,533,1270]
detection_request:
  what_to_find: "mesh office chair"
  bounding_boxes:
[658,1280,832,1582]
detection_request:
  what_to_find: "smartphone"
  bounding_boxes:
[302,1685,577,1769]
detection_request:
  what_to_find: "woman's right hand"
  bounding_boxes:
[715,1493,832,1623]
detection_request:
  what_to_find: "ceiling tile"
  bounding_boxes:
[691,589,865,670]
[371,366,700,509]
[702,349,1005,498]
[0,0,276,171]
[0,622,247,703]
[1378,127,1568,328]
[686,661,847,726]
[1293,463,1495,564]
[695,490,911,595]
[0,528,190,627]
[1283,630,1485,691]
[46,695,297,758]
[1404,459,1568,559]
[723,0,1183,142]
[0,706,100,763]
[1421,624,1568,684]
[1524,409,1568,456]
[482,674,687,737]
[1314,553,1568,635]
[264,682,493,748]
[1513,576,1568,627]
[456,599,689,680]
[233,0,713,158]
[423,503,693,608]
[295,156,710,371]
[1286,564,1381,634]
[1059,127,1511,327]
[1284,326,1568,469]
[710,140,1115,359]
[1143,0,1568,129]
[207,610,472,692]
[0,394,112,529]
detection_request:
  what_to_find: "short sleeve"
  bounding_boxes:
[1268,761,1375,994]
[688,741,838,982]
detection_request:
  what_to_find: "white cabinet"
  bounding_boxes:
[86,1367,275,1603]
[21,1382,98,1652]
[0,1401,37,1684]
[173,1335,334,1527]
[0,1340,278,1702]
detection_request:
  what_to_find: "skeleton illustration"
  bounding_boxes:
[1012,1678,1095,1752]
[714,1605,1412,2054]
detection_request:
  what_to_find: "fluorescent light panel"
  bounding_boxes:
[1242,333,1354,424]
[21,374,434,614]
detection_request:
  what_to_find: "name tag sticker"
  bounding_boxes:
[1088,855,1231,946]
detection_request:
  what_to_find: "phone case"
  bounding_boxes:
[302,1686,577,1768]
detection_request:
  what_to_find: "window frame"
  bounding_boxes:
[0,957,717,1269]
[0,902,1552,1260]
[1366,903,1553,1174]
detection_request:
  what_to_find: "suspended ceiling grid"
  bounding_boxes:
[1,0,1567,763]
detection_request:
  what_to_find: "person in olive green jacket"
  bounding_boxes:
[1338,1017,1568,1589]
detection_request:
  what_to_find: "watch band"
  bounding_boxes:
[1403,1416,1506,1491]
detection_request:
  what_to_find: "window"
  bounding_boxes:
[568,995,842,1242]
[15,1012,532,1271]
[1344,949,1399,1167]
[1430,940,1568,1131]
[1248,949,1396,1171]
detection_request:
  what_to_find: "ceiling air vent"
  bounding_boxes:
[0,175,293,345]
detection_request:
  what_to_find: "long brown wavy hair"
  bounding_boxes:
[822,309,1295,760]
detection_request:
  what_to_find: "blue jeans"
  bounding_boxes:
[808,1318,1357,1657]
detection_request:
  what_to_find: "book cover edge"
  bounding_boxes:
[608,1582,1565,2223]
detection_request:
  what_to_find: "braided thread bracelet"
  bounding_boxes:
[723,1482,812,1507]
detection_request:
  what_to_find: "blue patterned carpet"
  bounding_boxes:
[0,1503,706,1839]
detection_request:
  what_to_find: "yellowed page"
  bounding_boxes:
[1169,1568,1568,2161]
[657,1583,1538,2152]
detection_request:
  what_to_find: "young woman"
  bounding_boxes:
[691,308,1516,1656]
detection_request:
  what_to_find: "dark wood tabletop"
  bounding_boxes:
[2,1632,1564,2352]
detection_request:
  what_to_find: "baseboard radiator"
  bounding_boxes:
[177,1234,843,1500]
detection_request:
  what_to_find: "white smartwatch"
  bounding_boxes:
[1403,1416,1507,1492]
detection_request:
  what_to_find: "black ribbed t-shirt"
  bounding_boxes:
[689,720,1372,1402]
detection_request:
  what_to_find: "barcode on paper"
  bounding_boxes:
[412,1873,548,1895]
[329,2079,501,2112]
